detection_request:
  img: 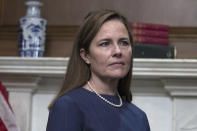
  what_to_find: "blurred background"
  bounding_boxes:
[0,0,197,131]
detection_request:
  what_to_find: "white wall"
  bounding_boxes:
[1,57,197,131]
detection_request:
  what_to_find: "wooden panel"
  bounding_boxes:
[0,25,197,58]
[0,0,4,25]
[0,39,74,57]
[0,25,18,56]
[169,27,197,42]
[2,0,26,25]
[0,0,197,58]
[0,25,78,57]
[2,0,197,26]
[170,27,197,35]
[43,25,78,57]
[171,42,197,59]
[41,0,73,25]
[0,40,18,56]
[169,27,197,59]
[45,40,73,57]
[1,0,124,25]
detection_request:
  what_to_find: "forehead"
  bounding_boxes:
[94,19,129,39]
[101,19,126,31]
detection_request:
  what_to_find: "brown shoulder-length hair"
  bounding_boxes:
[49,9,133,109]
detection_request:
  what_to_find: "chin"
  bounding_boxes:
[108,72,128,79]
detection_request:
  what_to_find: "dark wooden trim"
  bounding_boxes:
[0,25,79,40]
[169,35,197,42]
[0,0,5,25]
[169,26,197,42]
[46,25,79,40]
[1,25,197,42]
[0,25,197,57]
[0,25,18,40]
[169,27,197,35]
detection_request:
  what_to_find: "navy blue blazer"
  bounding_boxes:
[47,87,150,131]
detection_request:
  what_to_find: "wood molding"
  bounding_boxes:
[169,27,197,34]
[0,25,197,42]
[46,25,79,40]
[0,25,79,57]
[0,25,197,57]
[169,27,197,42]
[0,25,18,40]
[0,25,79,40]
[0,0,4,25]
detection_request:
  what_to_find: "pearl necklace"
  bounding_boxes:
[87,81,123,108]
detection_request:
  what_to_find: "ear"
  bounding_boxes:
[80,48,90,64]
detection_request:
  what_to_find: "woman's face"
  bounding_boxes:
[81,19,132,80]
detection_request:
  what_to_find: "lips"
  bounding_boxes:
[109,61,125,66]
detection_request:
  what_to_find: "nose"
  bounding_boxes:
[112,44,122,57]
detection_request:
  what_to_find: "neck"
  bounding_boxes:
[88,75,119,96]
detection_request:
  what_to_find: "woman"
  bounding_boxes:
[47,10,150,131]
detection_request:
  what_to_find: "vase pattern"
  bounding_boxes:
[19,1,46,57]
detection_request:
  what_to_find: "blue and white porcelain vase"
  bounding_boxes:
[19,1,46,57]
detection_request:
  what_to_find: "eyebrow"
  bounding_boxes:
[99,38,111,42]
[99,37,129,41]
[119,37,130,41]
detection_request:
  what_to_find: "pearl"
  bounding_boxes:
[87,81,123,108]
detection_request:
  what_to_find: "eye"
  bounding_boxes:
[99,41,110,47]
[119,40,130,46]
